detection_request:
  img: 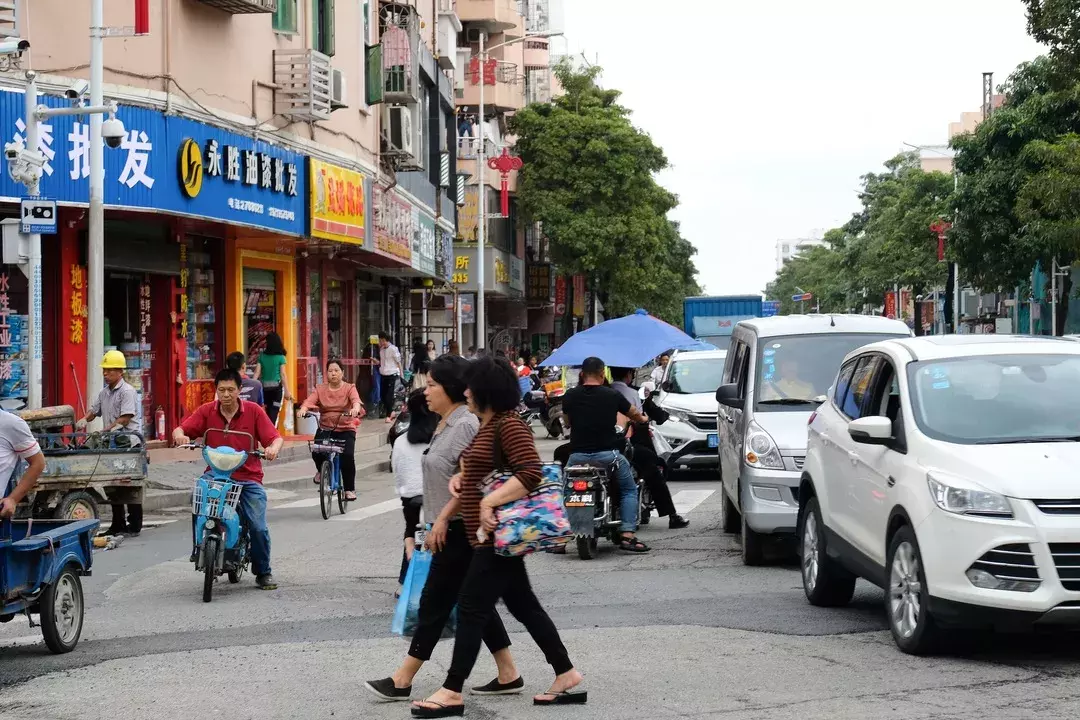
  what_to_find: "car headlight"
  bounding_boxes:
[745,421,784,470]
[926,473,1013,519]
[666,408,691,424]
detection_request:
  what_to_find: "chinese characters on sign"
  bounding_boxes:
[139,280,151,348]
[457,187,479,243]
[554,276,567,317]
[527,263,552,304]
[572,275,586,318]
[494,258,510,285]
[452,255,470,285]
[69,264,87,344]
[0,273,27,400]
[178,243,189,341]
[373,185,412,262]
[22,118,156,188]
[411,210,436,276]
[309,159,365,245]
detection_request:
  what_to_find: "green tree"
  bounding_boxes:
[509,62,699,326]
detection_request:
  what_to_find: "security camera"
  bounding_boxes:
[101,116,126,149]
[4,139,22,161]
[0,39,29,56]
[65,79,89,101]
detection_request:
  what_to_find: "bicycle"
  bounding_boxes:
[309,437,347,519]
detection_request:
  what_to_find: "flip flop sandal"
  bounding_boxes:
[410,701,465,718]
[618,537,650,553]
[533,689,588,706]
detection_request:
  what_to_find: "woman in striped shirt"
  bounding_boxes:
[411,356,585,719]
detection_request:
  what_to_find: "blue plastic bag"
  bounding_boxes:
[391,548,457,637]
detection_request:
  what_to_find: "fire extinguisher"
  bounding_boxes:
[155,406,166,442]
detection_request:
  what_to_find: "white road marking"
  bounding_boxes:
[274,497,322,510]
[672,489,714,515]
[0,635,42,647]
[335,498,400,522]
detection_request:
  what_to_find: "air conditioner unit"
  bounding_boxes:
[385,105,415,156]
[330,68,347,110]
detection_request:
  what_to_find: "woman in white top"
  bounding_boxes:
[393,389,438,594]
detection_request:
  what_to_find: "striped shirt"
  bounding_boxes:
[459,413,543,547]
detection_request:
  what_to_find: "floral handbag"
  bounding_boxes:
[479,419,572,557]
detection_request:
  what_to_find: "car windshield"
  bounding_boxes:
[754,333,908,411]
[666,356,727,394]
[907,353,1080,444]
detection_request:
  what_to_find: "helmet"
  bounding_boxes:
[101,350,127,370]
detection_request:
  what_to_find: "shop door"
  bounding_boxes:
[243,268,278,363]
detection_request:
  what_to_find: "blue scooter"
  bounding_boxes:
[182,429,263,603]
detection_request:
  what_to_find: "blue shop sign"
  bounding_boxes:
[0,88,307,235]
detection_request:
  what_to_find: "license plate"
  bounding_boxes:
[708,433,719,448]
[565,493,594,507]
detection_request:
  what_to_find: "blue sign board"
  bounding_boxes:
[0,88,307,236]
[762,300,781,317]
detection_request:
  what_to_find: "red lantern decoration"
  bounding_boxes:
[134,0,150,35]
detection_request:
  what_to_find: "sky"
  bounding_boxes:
[557,0,1045,296]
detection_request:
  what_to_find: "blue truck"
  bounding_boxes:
[683,295,769,351]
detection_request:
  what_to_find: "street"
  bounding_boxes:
[2,433,1080,720]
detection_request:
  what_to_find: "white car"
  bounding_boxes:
[800,335,1080,654]
[653,349,727,471]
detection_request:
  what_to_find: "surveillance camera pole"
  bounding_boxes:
[15,57,115,410]
[88,0,105,424]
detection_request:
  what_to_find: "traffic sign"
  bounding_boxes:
[791,294,803,303]
[801,292,813,302]
[20,198,57,235]
[762,300,780,317]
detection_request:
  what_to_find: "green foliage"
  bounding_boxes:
[509,62,699,326]
[764,153,952,315]
[1023,0,1080,65]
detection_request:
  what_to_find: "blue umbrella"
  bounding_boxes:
[540,309,716,368]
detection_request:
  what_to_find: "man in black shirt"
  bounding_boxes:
[563,357,651,553]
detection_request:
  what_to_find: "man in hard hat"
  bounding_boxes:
[77,350,144,536]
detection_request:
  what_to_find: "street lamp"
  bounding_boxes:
[472,29,562,350]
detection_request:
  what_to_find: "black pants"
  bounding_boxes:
[409,521,512,662]
[108,503,142,534]
[630,444,677,517]
[554,442,572,467]
[264,385,284,426]
[444,546,573,692]
[380,374,398,418]
[399,495,423,584]
[311,429,356,493]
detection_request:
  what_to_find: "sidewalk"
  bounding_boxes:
[142,422,392,513]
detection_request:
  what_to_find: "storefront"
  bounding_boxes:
[0,262,29,406]
[0,86,306,428]
[450,245,526,351]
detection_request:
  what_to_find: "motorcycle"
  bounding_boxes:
[518,389,547,425]
[562,429,647,560]
[543,381,567,439]
[183,429,261,603]
[387,406,410,447]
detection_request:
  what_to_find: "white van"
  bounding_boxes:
[715,314,912,565]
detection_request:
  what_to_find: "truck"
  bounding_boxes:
[683,295,765,351]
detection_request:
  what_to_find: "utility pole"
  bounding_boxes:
[475,29,487,351]
[1051,257,1069,337]
[87,0,106,421]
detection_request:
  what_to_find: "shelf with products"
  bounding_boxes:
[118,344,154,430]
[185,252,219,381]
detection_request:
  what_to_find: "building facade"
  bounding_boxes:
[2,0,464,433]
[775,236,827,273]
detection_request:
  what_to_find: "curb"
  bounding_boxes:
[142,458,392,514]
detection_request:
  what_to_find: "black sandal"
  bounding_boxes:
[411,701,465,718]
[618,536,650,553]
[534,689,588,706]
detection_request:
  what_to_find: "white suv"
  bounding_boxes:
[800,335,1080,654]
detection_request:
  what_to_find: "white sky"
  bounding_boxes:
[559,0,1044,295]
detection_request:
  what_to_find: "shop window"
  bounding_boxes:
[274,0,298,34]
[104,272,154,432]
[0,265,28,405]
[184,240,219,381]
[243,268,279,367]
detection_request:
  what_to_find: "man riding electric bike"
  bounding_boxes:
[173,368,284,590]
[561,357,653,553]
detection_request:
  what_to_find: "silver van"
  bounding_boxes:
[715,314,912,565]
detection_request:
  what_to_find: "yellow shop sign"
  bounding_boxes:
[310,158,366,245]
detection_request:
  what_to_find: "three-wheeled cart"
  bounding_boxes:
[0,516,99,653]
[14,406,147,521]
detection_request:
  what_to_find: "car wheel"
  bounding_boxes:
[887,525,942,655]
[721,489,740,534]
[741,509,765,566]
[799,496,856,606]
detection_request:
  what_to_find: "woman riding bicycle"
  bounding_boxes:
[298,359,363,501]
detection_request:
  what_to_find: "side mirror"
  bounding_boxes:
[848,416,893,445]
[661,380,672,392]
[715,383,741,410]
[649,390,661,399]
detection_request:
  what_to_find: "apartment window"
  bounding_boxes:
[274,0,297,33]
[312,0,336,56]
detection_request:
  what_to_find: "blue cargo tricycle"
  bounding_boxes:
[0,515,99,653]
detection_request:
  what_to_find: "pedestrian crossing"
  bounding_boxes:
[672,489,715,516]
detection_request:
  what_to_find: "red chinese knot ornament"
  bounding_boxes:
[488,148,523,217]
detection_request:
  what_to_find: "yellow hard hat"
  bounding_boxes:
[101,350,127,370]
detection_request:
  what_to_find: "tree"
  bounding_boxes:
[1023,0,1080,66]
[509,62,699,326]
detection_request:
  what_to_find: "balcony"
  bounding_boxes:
[457,0,523,36]
[457,60,523,112]
[194,0,276,12]
[274,49,333,121]
[524,66,551,105]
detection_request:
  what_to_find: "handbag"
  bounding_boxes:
[480,418,572,557]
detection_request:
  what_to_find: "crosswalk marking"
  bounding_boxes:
[1,635,43,647]
[274,497,323,509]
[335,499,400,522]
[672,489,714,515]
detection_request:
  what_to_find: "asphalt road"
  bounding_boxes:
[3,435,1080,719]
